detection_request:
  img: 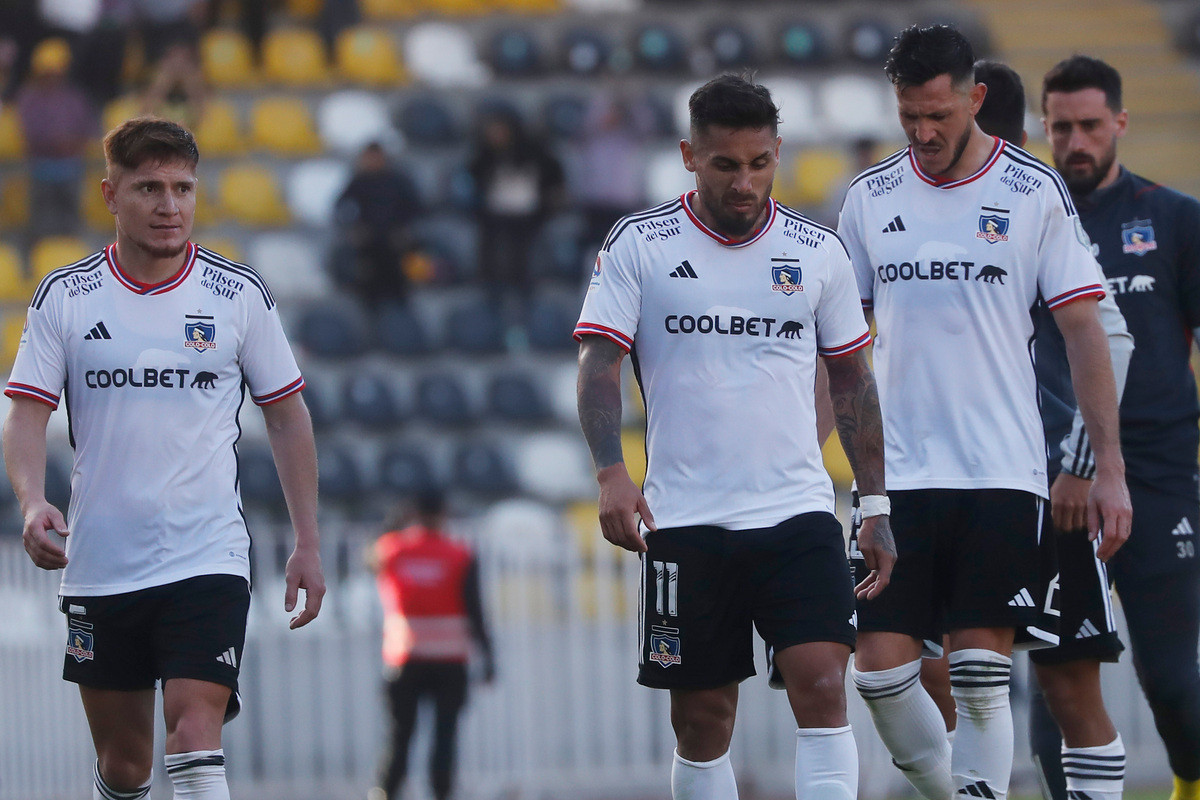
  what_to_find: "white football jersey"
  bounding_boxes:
[6,243,305,596]
[575,192,871,531]
[838,139,1106,497]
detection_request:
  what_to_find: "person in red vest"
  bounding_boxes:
[367,490,494,800]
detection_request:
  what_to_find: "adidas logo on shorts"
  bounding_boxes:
[1076,618,1102,639]
[1007,588,1035,608]
[215,647,238,668]
[1173,517,1194,536]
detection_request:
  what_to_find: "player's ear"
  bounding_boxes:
[1114,109,1128,138]
[100,177,118,215]
[774,135,781,161]
[680,139,697,173]
[1021,131,1028,147]
[968,81,987,116]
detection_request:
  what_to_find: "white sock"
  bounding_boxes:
[795,726,858,800]
[93,761,151,800]
[1062,734,1124,800]
[853,660,953,800]
[671,749,739,800]
[164,749,229,800]
[949,649,1013,800]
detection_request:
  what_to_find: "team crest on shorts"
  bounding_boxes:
[771,265,803,295]
[66,622,94,663]
[649,625,682,667]
[977,214,1010,244]
[184,320,217,352]
[1121,219,1158,256]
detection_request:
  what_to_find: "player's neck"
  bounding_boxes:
[938,124,996,184]
[687,193,769,244]
[1093,159,1123,193]
[114,237,189,286]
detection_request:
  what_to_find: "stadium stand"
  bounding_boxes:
[192,99,247,157]
[219,163,290,226]
[417,373,472,425]
[262,27,330,85]
[343,372,404,428]
[335,26,407,86]
[200,28,259,88]
[0,107,26,160]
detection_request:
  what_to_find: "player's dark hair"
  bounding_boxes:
[1041,55,1122,114]
[103,117,199,174]
[884,25,975,90]
[974,60,1026,146]
[415,489,446,518]
[688,74,780,136]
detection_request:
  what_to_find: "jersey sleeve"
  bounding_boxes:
[836,190,875,307]
[239,293,305,406]
[1038,196,1106,310]
[5,297,66,409]
[815,241,873,357]
[1173,194,1200,330]
[573,237,640,352]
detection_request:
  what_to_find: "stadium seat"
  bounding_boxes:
[396,97,459,146]
[404,22,490,87]
[286,0,322,18]
[102,95,142,135]
[0,107,26,160]
[845,20,893,64]
[376,303,429,356]
[262,28,330,86]
[247,232,329,299]
[529,214,584,282]
[791,149,851,207]
[31,237,90,280]
[0,243,29,302]
[634,25,685,72]
[416,374,471,425]
[342,372,403,427]
[360,0,419,20]
[219,164,289,226]
[195,236,243,263]
[336,26,405,86]
[526,297,576,352]
[621,429,646,484]
[300,380,335,429]
[201,28,258,88]
[409,213,476,280]
[286,159,351,228]
[0,313,23,366]
[0,173,29,229]
[561,29,608,76]
[424,0,490,15]
[542,94,586,139]
[489,28,541,76]
[296,300,369,357]
[250,96,322,156]
[819,75,891,138]
[496,0,558,11]
[707,23,754,69]
[444,301,505,354]
[379,445,437,495]
[513,432,593,501]
[453,442,515,494]
[238,446,284,505]
[80,170,114,232]
[317,90,398,156]
[192,98,246,157]
[317,444,362,500]
[778,21,828,66]
[488,373,547,422]
[192,181,223,227]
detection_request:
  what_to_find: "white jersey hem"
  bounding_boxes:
[58,563,250,598]
[648,502,837,533]
[885,477,1048,499]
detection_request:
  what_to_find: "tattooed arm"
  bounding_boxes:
[824,349,895,599]
[577,335,655,553]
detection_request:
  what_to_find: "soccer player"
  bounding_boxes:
[3,117,325,800]
[839,27,1132,800]
[575,74,894,800]
[1042,55,1200,800]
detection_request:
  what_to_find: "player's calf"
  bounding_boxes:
[949,648,1013,800]
[165,749,229,800]
[93,761,151,800]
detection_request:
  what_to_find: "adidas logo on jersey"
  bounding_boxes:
[1173,517,1194,536]
[1076,619,1102,638]
[83,321,111,340]
[216,647,238,668]
[669,261,699,279]
[881,216,906,233]
[1007,588,1035,608]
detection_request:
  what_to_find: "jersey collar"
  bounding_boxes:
[681,191,777,248]
[909,136,1004,189]
[105,241,197,295]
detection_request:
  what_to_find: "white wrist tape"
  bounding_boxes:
[858,495,891,518]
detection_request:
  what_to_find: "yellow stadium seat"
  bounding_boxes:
[1023,142,1053,166]
[31,237,91,280]
[81,171,114,233]
[195,236,243,263]
[360,0,419,19]
[822,432,854,488]
[792,149,851,207]
[0,243,31,303]
[620,429,646,486]
[1,313,26,367]
[219,164,289,226]
[201,29,258,88]
[0,107,27,160]
[262,28,329,86]
[0,174,30,230]
[494,0,558,12]
[336,26,405,86]
[193,98,245,157]
[422,0,491,15]
[286,0,323,18]
[193,180,223,226]
[102,95,143,135]
[249,96,321,156]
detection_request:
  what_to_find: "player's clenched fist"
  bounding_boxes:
[596,462,655,553]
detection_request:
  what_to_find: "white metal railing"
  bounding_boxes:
[0,516,1174,800]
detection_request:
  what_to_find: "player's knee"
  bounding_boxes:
[166,709,222,753]
[98,752,153,792]
[789,669,848,726]
[670,691,736,760]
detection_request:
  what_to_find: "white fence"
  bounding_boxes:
[0,515,1175,800]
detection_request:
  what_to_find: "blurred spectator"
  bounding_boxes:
[206,0,267,61]
[366,491,494,800]
[0,0,42,99]
[334,142,423,305]
[137,0,207,126]
[72,0,136,106]
[0,39,17,104]
[571,90,656,252]
[16,37,97,238]
[467,106,564,297]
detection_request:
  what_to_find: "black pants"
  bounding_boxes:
[378,661,468,800]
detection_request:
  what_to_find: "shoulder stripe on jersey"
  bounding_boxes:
[31,251,106,310]
[1000,148,1077,215]
[4,382,60,408]
[1046,284,1105,309]
[195,246,276,309]
[775,205,853,260]
[601,199,684,252]
[251,375,305,406]
[818,330,872,358]
[846,148,909,190]
[573,322,633,352]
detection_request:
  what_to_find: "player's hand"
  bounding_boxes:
[1088,468,1132,562]
[284,543,326,629]
[854,515,896,600]
[22,499,68,570]
[596,462,655,553]
[1050,472,1091,532]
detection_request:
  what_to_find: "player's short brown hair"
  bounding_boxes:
[103,117,200,176]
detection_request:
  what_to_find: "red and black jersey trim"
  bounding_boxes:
[251,376,306,406]
[1045,284,1105,310]
[681,191,777,247]
[909,137,1005,189]
[818,330,872,358]
[195,245,276,309]
[601,198,685,253]
[4,381,60,408]
[31,251,107,310]
[573,322,634,352]
[105,242,197,295]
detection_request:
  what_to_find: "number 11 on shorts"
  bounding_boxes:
[654,561,678,617]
